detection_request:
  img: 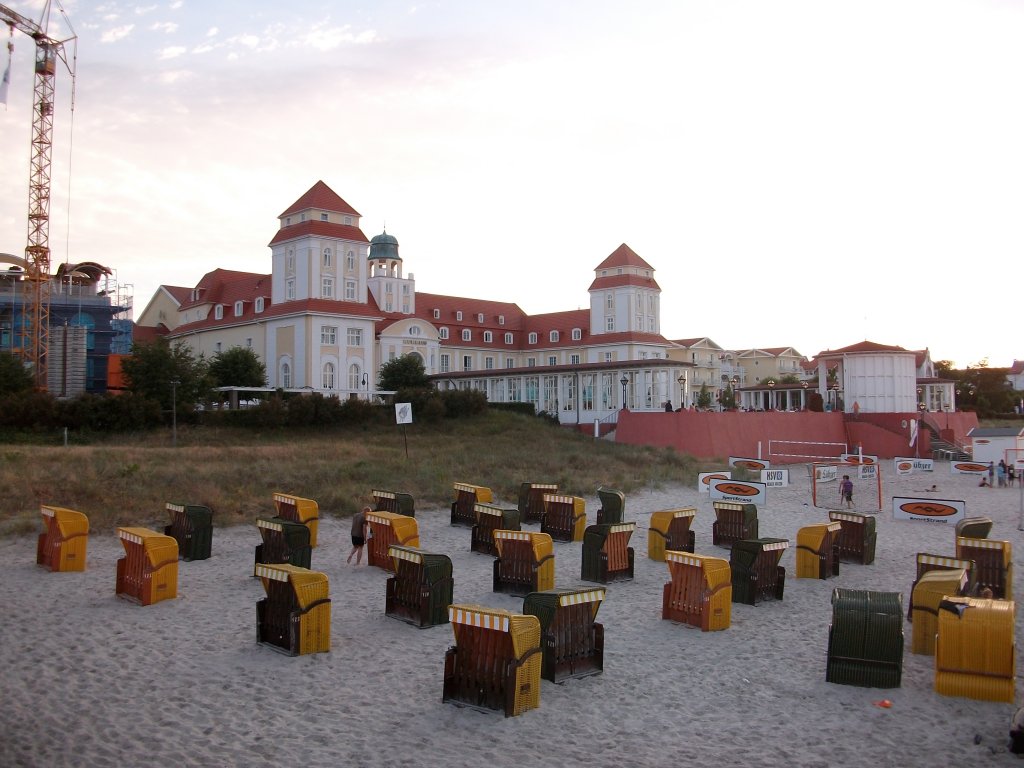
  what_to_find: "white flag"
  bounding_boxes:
[909,418,918,448]
[0,41,11,107]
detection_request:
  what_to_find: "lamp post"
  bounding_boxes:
[831,383,840,412]
[731,375,739,410]
[916,402,926,458]
[361,372,369,399]
[620,374,628,410]
[677,374,686,410]
[767,379,775,411]
[170,379,180,448]
[801,380,809,410]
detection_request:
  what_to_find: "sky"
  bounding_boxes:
[1,0,1021,369]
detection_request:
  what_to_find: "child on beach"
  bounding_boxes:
[347,506,371,566]
[840,475,854,508]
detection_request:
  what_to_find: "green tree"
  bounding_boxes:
[0,352,34,396]
[121,338,210,410]
[208,346,267,388]
[696,383,712,410]
[719,384,736,410]
[378,354,429,391]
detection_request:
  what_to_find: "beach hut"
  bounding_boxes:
[907,553,977,621]
[911,568,968,655]
[522,588,606,683]
[580,522,635,583]
[371,489,416,518]
[541,493,587,542]
[955,517,992,540]
[934,597,1015,702]
[492,530,555,596]
[36,505,89,572]
[712,501,758,548]
[366,511,420,572]
[115,527,179,606]
[647,508,696,561]
[254,518,312,573]
[518,482,557,524]
[255,563,331,656]
[451,482,493,527]
[795,522,842,580]
[662,550,732,631]
[956,537,1012,599]
[272,492,320,548]
[730,538,788,605]
[828,510,876,565]
[385,545,453,628]
[596,487,625,525]
[163,502,213,561]
[826,589,903,689]
[443,605,542,717]
[471,502,521,556]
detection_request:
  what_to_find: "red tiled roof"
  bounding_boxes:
[415,292,527,330]
[178,270,269,310]
[268,221,369,246]
[163,286,191,305]
[815,340,912,357]
[278,180,361,218]
[131,323,167,343]
[1009,360,1024,375]
[594,243,653,271]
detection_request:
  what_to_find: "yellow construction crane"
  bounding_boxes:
[1,1,76,389]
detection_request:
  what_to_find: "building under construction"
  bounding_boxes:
[0,258,132,396]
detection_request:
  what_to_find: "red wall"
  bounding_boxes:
[613,409,976,463]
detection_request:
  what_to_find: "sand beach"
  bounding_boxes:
[1,464,1022,767]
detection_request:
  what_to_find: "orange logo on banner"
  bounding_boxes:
[897,462,913,471]
[899,502,957,518]
[954,462,988,472]
[701,473,729,486]
[735,460,766,471]
[718,483,759,497]
[974,439,990,445]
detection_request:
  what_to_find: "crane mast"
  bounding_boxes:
[1,1,76,389]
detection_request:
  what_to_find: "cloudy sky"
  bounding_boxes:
[1,0,1021,368]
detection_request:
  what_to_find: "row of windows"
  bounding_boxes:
[436,328,584,344]
[284,213,355,226]
[439,352,586,373]
[278,360,363,390]
[286,248,359,274]
[282,278,358,301]
[432,309,507,325]
[214,297,266,320]
[320,326,363,346]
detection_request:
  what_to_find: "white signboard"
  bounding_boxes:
[814,464,838,484]
[892,496,966,525]
[760,468,790,488]
[841,452,879,465]
[894,457,934,475]
[950,461,989,475]
[395,403,413,425]
[729,457,771,472]
[857,463,879,482]
[709,478,766,506]
[698,471,731,494]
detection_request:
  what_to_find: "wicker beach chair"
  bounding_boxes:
[596,487,625,525]
[163,502,213,561]
[712,501,758,548]
[956,537,1012,600]
[492,530,555,596]
[730,538,788,605]
[580,522,635,584]
[254,518,312,573]
[116,527,179,606]
[272,492,320,548]
[36,505,89,572]
[795,522,842,580]
[828,510,877,565]
[826,588,903,689]
[471,503,521,556]
[648,508,697,561]
[518,482,557,524]
[255,563,331,655]
[662,550,732,631]
[451,482,493,527]
[523,588,606,683]
[371,489,416,518]
[386,545,453,628]
[911,568,968,655]
[541,493,587,542]
[366,511,420,572]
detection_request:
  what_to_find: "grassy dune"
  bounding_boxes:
[0,411,713,535]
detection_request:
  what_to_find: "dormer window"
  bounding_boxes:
[344,216,352,225]
[456,311,463,321]
[462,329,471,341]
[572,328,582,341]
[439,327,449,340]
[529,332,537,344]
[285,217,291,226]
[477,313,484,323]
[483,331,493,343]
[320,213,328,222]
[433,309,440,319]
[550,331,559,342]
[255,297,265,313]
[505,333,513,344]
[214,305,224,320]
[234,301,244,317]
[498,315,505,325]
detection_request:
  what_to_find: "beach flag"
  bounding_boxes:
[909,418,918,447]
[0,40,12,108]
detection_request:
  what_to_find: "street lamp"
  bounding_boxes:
[730,375,739,410]
[767,379,775,410]
[620,374,628,410]
[170,379,180,448]
[677,374,686,410]
[361,372,369,398]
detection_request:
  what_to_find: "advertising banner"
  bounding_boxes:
[698,471,731,494]
[710,478,766,506]
[761,469,789,488]
[892,496,965,525]
[729,457,770,472]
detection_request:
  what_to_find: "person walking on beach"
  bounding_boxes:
[997,460,1007,488]
[347,506,370,566]
[988,462,996,488]
[840,475,854,508]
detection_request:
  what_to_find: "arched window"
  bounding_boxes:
[281,361,292,388]
[349,364,361,391]
[347,251,355,271]
[322,362,336,390]
[323,247,332,267]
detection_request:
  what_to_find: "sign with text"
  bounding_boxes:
[814,464,838,484]
[892,496,965,525]
[894,457,934,475]
[760,468,790,487]
[698,471,731,494]
[729,457,770,472]
[709,478,766,506]
[857,463,879,482]
[951,461,988,475]
[841,453,879,465]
